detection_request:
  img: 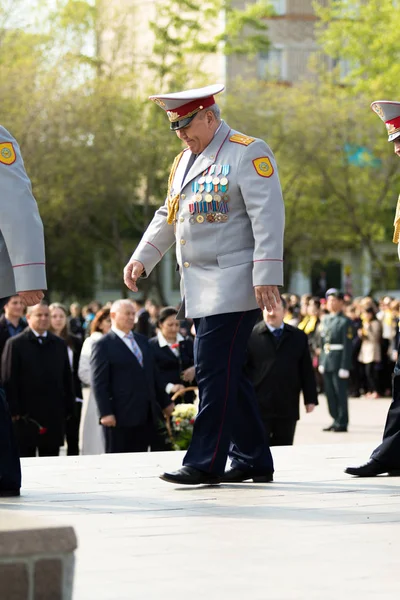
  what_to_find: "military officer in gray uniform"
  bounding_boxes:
[346,101,400,476]
[124,84,285,485]
[318,289,352,432]
[0,125,47,496]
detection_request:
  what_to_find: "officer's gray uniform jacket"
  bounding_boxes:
[131,121,285,318]
[319,312,353,372]
[0,126,46,296]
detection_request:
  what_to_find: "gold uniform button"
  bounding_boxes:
[181,194,186,200]
[179,216,184,222]
[180,239,186,245]
[183,261,190,268]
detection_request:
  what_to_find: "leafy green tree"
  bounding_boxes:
[225,79,400,287]
[315,0,400,97]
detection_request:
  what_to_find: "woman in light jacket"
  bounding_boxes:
[78,308,111,454]
[358,307,382,399]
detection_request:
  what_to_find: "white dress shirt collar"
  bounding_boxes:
[112,326,132,340]
[30,328,48,338]
[265,323,284,334]
[157,331,184,348]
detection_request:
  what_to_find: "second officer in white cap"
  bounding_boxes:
[346,100,400,477]
[124,83,285,485]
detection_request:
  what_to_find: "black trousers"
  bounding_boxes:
[183,310,273,475]
[363,362,379,394]
[0,387,21,490]
[66,401,82,456]
[262,417,297,446]
[371,374,400,468]
[104,422,155,453]
[19,443,60,458]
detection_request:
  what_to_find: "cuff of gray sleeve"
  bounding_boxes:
[13,264,47,292]
[253,260,283,287]
[131,241,163,278]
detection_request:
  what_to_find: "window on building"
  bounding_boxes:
[258,47,285,81]
[270,0,286,15]
[332,57,353,82]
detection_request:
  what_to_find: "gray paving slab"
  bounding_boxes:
[0,439,399,600]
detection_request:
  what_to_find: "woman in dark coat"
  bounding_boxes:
[49,303,83,455]
[149,307,196,404]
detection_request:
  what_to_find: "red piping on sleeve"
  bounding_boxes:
[253,259,283,263]
[12,263,46,269]
[145,241,162,258]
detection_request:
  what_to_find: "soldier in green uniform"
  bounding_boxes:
[318,289,353,432]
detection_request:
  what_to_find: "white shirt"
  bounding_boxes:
[265,323,284,334]
[30,328,48,341]
[157,331,185,394]
[157,331,184,357]
[112,326,137,354]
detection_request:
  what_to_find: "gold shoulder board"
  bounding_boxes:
[229,134,255,146]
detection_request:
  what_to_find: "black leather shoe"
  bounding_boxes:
[221,467,273,483]
[0,489,20,497]
[160,466,221,485]
[332,425,348,432]
[345,460,388,477]
[322,424,336,431]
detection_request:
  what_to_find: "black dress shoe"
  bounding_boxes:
[221,467,273,483]
[0,489,20,497]
[332,425,347,432]
[345,460,388,477]
[322,424,336,431]
[160,466,221,485]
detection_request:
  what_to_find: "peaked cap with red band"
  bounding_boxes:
[149,84,225,131]
[371,100,400,142]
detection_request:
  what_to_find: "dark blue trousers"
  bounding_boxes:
[371,374,400,468]
[0,387,21,491]
[183,309,273,475]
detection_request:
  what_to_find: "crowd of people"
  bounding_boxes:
[283,292,400,400]
[0,290,398,459]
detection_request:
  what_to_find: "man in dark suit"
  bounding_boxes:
[90,299,174,453]
[246,297,318,445]
[2,302,75,457]
[132,299,156,338]
[0,295,26,359]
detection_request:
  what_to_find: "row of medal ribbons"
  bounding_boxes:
[188,164,230,223]
[192,164,230,195]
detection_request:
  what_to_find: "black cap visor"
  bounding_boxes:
[389,131,400,142]
[170,114,197,131]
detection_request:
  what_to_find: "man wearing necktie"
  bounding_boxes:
[90,300,174,453]
[123,84,285,484]
[346,100,400,477]
[1,303,74,458]
[245,297,318,446]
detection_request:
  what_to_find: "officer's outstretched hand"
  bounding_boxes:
[18,290,44,306]
[254,285,280,312]
[123,259,144,292]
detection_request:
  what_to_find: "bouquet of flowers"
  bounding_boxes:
[171,403,197,450]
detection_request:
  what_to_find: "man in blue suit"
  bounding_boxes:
[90,300,174,453]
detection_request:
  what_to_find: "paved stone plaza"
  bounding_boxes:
[1,396,399,600]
